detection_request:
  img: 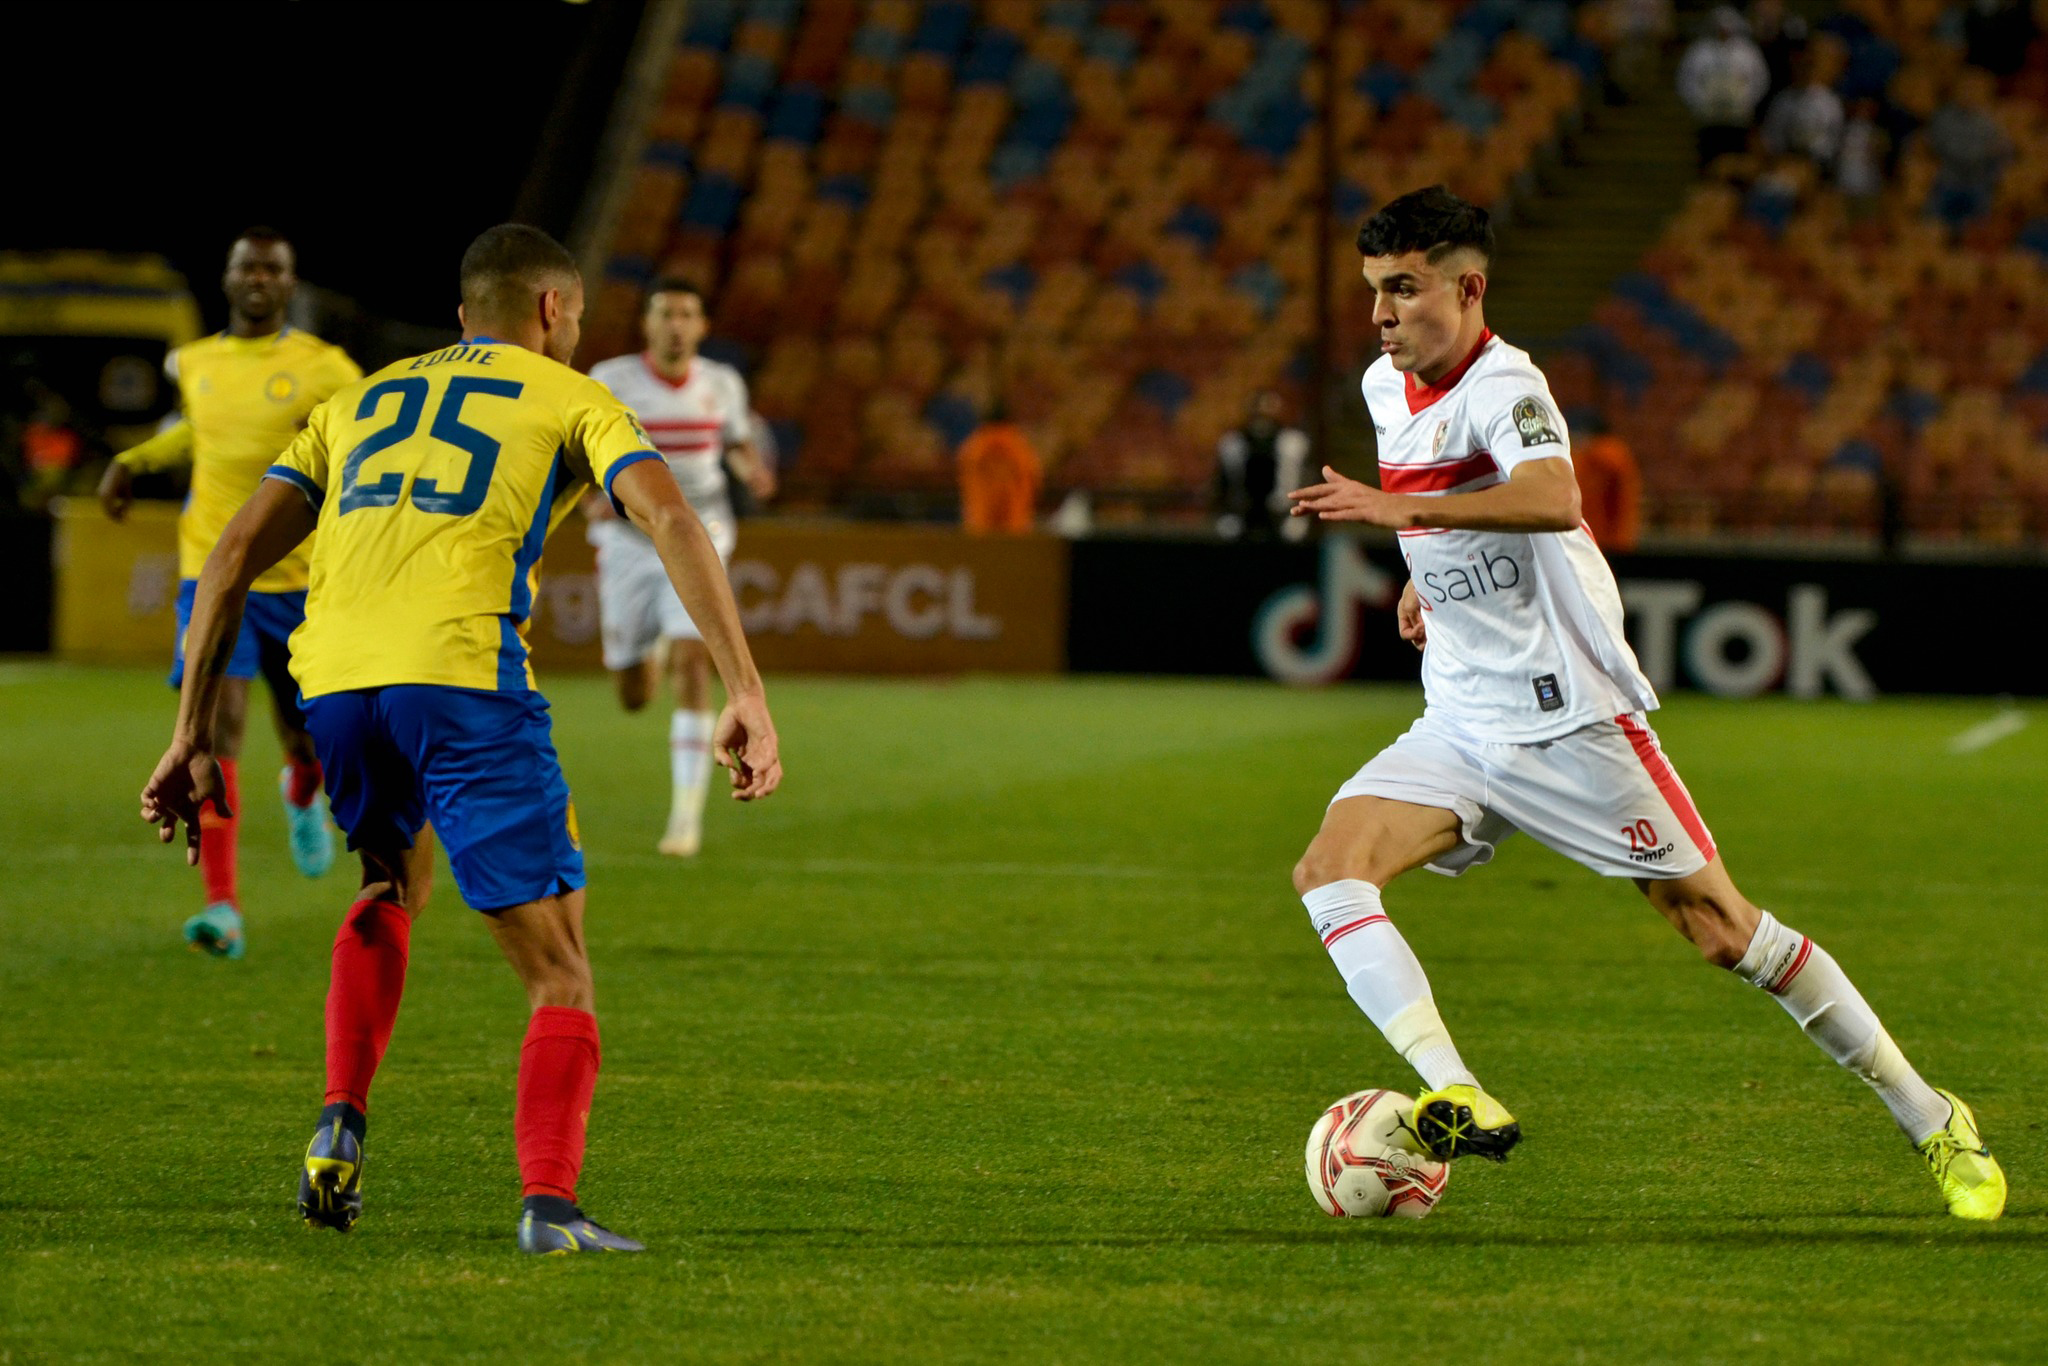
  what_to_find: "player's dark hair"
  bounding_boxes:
[1355,186,1494,264]
[644,276,705,310]
[229,226,293,264]
[459,223,580,323]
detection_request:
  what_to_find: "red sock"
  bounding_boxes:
[198,757,240,906]
[286,757,323,808]
[323,899,412,1111]
[515,1006,601,1200]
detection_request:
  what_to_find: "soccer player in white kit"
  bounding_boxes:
[1286,187,2004,1219]
[585,279,776,856]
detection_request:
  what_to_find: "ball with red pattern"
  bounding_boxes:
[1305,1088,1449,1219]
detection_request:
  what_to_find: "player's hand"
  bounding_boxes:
[714,693,782,801]
[140,740,232,865]
[579,489,617,523]
[1288,466,1412,528]
[98,461,134,522]
[1397,579,1428,651]
[745,460,778,501]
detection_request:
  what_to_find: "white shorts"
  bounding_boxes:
[595,515,737,670]
[1333,711,1717,880]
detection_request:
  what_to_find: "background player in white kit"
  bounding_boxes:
[585,278,776,856]
[1286,187,2004,1219]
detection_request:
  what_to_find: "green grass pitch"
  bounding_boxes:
[2,664,2044,1363]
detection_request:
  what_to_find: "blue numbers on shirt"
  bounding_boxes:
[337,378,426,514]
[336,375,526,517]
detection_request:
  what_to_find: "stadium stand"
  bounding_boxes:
[1557,1,2048,546]
[584,0,1607,515]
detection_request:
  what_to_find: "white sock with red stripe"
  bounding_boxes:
[1734,911,1951,1142]
[1303,879,1479,1092]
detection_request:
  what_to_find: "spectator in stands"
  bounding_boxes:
[1761,36,1846,170]
[1571,418,1642,552]
[1749,0,1809,99]
[1837,97,1889,214]
[1923,69,2011,228]
[956,401,1041,536]
[1605,0,1675,104]
[1679,7,1771,170]
[1213,390,1309,542]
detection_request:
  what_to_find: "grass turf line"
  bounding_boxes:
[2,667,2045,1363]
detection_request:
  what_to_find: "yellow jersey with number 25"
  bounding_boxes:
[264,338,661,699]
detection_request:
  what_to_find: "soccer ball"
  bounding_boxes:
[1305,1088,1448,1219]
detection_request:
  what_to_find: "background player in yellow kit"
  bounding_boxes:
[98,228,360,958]
[139,224,782,1254]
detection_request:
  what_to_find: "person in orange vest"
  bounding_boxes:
[1573,419,1642,551]
[957,401,1042,535]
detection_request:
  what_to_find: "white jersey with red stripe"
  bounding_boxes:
[1364,331,1656,743]
[585,352,749,552]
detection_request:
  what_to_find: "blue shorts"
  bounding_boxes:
[300,685,585,913]
[170,580,306,687]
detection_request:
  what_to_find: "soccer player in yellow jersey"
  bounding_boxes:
[99,228,361,959]
[140,224,781,1254]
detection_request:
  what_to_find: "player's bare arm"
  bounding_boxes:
[1289,457,1580,532]
[141,479,315,860]
[725,436,777,500]
[1396,580,1427,650]
[609,456,782,800]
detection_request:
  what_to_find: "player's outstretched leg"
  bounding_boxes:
[181,756,246,958]
[1648,863,2005,1220]
[279,762,334,878]
[659,639,716,859]
[1296,797,1521,1163]
[300,844,425,1232]
[488,891,643,1254]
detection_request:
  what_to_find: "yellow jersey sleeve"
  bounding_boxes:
[566,382,663,513]
[265,415,334,509]
[115,418,196,474]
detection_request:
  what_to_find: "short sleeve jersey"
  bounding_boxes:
[167,329,361,591]
[1364,331,1657,742]
[585,353,748,541]
[265,338,661,698]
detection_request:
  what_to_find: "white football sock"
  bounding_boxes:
[668,709,714,831]
[1302,879,1479,1092]
[1734,911,1951,1143]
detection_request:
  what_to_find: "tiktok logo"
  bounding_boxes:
[1253,539,1398,685]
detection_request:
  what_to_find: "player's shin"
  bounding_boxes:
[1733,911,1950,1141]
[666,709,714,841]
[1302,879,1478,1091]
[515,1006,601,1200]
[323,898,412,1124]
[198,757,241,906]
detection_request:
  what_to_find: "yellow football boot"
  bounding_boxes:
[1917,1088,2006,1221]
[1413,1083,1522,1162]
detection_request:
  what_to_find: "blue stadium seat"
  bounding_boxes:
[765,85,826,143]
[818,174,869,208]
[681,0,739,50]
[1136,369,1193,417]
[990,142,1049,188]
[1830,438,1883,472]
[958,27,1022,86]
[841,85,896,128]
[907,1,974,57]
[681,174,744,231]
[1779,353,1833,402]
[1114,260,1166,307]
[719,53,779,111]
[1167,204,1222,251]
[1888,388,1942,430]
[983,263,1036,308]
[925,392,981,448]
[1231,262,1285,318]
[851,23,903,63]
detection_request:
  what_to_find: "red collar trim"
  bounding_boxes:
[1403,329,1493,415]
[641,352,692,389]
